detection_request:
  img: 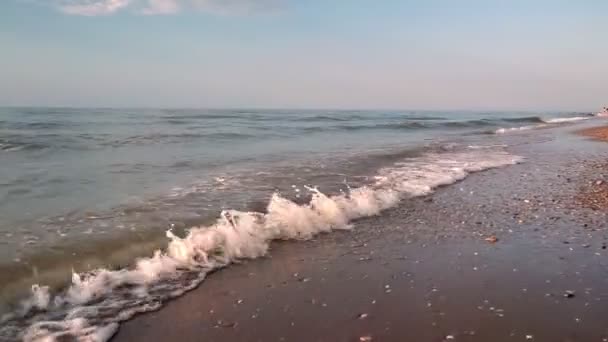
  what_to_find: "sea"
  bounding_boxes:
[0,107,599,341]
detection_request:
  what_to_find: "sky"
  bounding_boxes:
[0,0,606,110]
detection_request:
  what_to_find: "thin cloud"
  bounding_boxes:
[47,0,283,16]
[140,0,180,15]
[192,0,283,15]
[58,0,132,16]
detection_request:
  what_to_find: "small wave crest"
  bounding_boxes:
[501,116,545,123]
[0,148,522,342]
[301,116,556,134]
[494,124,548,134]
[103,132,259,147]
[494,116,591,134]
[0,140,47,152]
[542,116,590,124]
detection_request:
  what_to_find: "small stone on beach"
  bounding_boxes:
[484,236,498,243]
[214,320,237,329]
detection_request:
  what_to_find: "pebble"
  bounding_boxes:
[214,320,237,328]
[484,236,498,243]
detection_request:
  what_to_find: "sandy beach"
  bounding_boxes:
[110,127,608,342]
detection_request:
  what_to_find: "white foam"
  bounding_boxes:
[596,111,608,118]
[0,143,26,152]
[1,149,522,342]
[494,124,547,134]
[467,144,508,149]
[542,116,590,124]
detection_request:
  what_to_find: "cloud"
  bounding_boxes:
[140,0,180,15]
[57,0,132,16]
[191,0,283,15]
[49,0,282,16]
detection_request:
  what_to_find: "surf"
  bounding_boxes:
[0,148,522,342]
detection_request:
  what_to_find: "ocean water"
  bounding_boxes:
[0,108,597,341]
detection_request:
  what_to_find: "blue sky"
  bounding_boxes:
[1,0,606,110]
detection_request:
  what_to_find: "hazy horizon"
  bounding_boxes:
[1,0,606,111]
[0,105,599,113]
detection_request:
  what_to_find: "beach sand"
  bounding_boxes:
[579,125,608,142]
[577,126,608,210]
[112,130,608,342]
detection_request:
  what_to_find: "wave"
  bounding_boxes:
[0,142,27,152]
[542,116,590,124]
[288,114,450,124]
[19,108,76,116]
[301,117,545,133]
[494,124,548,134]
[443,119,494,128]
[103,132,259,147]
[501,116,545,123]
[159,110,272,121]
[403,116,448,121]
[0,140,48,152]
[0,148,522,342]
[493,116,591,134]
[23,122,70,130]
[0,121,75,131]
[291,115,369,122]
[163,119,193,125]
[160,114,246,120]
[300,122,432,133]
[252,115,590,135]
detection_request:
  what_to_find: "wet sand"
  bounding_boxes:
[113,131,608,342]
[579,126,608,142]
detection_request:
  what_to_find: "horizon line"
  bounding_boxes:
[0,105,597,113]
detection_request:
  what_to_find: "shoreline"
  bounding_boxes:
[113,130,608,342]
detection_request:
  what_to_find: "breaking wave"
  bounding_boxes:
[0,148,522,342]
[494,124,548,134]
[542,116,590,124]
[493,116,591,134]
